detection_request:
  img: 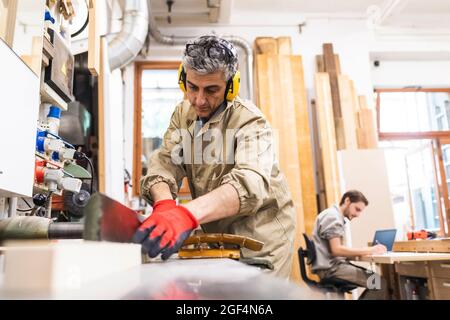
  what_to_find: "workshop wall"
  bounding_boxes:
[371,60,450,88]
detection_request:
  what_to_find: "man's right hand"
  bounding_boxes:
[370,244,387,255]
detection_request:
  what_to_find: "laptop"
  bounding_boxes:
[372,229,397,252]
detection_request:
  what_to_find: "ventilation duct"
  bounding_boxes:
[147,0,253,99]
[108,0,149,71]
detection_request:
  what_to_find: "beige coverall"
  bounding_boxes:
[140,96,296,278]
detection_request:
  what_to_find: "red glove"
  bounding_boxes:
[152,199,176,213]
[133,205,198,260]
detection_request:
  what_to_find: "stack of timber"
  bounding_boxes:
[356,95,378,149]
[314,43,379,208]
[253,37,317,283]
[316,43,378,150]
[314,73,341,208]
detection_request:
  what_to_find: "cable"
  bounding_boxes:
[71,0,89,38]
[85,156,95,195]
[21,198,33,209]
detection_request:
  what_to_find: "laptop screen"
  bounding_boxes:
[372,229,397,251]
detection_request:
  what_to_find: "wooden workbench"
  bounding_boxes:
[353,239,450,299]
[359,252,450,264]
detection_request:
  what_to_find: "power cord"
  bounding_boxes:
[71,0,89,38]
[85,156,95,195]
[16,198,33,213]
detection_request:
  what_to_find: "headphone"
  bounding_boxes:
[178,62,240,101]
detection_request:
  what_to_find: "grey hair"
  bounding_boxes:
[182,35,238,81]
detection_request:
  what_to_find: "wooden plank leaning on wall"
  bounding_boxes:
[356,96,378,149]
[254,37,305,283]
[323,43,346,150]
[311,99,327,213]
[338,75,358,150]
[97,37,107,192]
[315,73,341,207]
[88,0,100,76]
[290,56,318,236]
[132,63,143,197]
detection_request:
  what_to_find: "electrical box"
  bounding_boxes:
[0,39,40,197]
[44,28,74,103]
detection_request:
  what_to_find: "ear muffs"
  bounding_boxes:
[178,63,187,93]
[178,64,240,101]
[225,70,240,101]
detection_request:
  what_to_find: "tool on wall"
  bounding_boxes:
[407,230,437,240]
[44,28,74,103]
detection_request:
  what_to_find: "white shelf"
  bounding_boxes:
[40,83,68,111]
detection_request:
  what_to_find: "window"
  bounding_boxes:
[377,89,450,236]
[378,91,450,133]
[133,62,191,200]
[141,69,183,175]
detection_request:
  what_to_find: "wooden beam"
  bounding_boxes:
[291,55,317,236]
[338,75,358,150]
[88,0,100,76]
[311,99,327,213]
[97,37,107,192]
[334,54,341,75]
[254,54,272,123]
[254,37,278,55]
[356,95,379,149]
[323,43,345,150]
[277,55,305,217]
[3,0,18,47]
[315,55,325,72]
[132,64,142,196]
[277,54,304,285]
[315,73,341,206]
[277,37,292,55]
[254,42,307,283]
[316,54,340,73]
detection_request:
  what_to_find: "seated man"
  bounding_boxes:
[311,190,389,299]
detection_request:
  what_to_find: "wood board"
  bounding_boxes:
[291,56,317,236]
[314,73,341,206]
[3,240,141,291]
[88,0,100,76]
[338,75,358,150]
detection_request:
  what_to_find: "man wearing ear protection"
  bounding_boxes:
[134,35,296,278]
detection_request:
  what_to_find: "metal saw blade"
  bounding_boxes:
[83,193,141,243]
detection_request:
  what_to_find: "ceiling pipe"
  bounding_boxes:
[108,0,149,71]
[366,0,408,29]
[147,0,253,100]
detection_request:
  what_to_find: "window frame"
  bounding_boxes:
[133,61,181,196]
[376,88,450,140]
[376,88,450,236]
